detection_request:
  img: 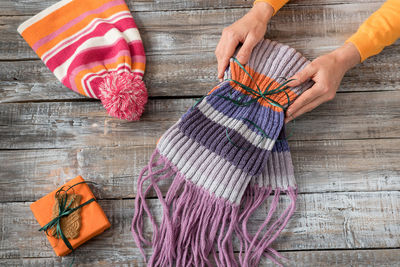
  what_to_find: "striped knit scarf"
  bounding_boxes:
[132,39,313,266]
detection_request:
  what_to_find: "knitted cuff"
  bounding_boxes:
[224,39,314,110]
[254,0,289,15]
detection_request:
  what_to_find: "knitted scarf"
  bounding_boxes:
[132,39,313,266]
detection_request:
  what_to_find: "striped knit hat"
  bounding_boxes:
[132,39,313,266]
[17,0,147,121]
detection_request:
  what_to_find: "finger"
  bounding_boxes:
[217,56,230,80]
[286,84,321,116]
[285,96,325,123]
[236,35,259,65]
[216,36,240,79]
[287,63,316,87]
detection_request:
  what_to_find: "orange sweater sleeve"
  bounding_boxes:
[346,0,400,62]
[254,0,289,15]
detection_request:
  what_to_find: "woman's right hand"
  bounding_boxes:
[215,2,274,80]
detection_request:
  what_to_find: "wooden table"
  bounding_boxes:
[1,0,400,266]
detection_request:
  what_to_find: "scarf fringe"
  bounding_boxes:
[236,185,297,267]
[132,149,297,266]
[131,149,176,260]
[131,149,240,266]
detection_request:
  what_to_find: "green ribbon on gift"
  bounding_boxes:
[39,181,97,252]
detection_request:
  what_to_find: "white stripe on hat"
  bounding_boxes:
[52,27,141,81]
[42,11,133,63]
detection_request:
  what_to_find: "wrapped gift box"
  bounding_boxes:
[30,175,111,256]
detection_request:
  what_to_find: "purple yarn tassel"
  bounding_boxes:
[236,185,297,267]
[131,149,176,263]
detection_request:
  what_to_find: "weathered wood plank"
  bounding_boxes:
[1,91,399,150]
[2,249,400,266]
[1,138,399,201]
[0,3,384,60]
[0,54,217,101]
[1,45,399,102]
[0,99,186,149]
[1,192,400,259]
[1,3,399,100]
[0,0,385,15]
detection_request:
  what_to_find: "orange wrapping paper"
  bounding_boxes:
[30,175,111,256]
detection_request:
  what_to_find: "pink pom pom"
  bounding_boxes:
[99,72,148,121]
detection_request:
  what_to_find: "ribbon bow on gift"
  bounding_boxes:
[39,181,97,251]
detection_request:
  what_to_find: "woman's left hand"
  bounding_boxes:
[285,42,361,123]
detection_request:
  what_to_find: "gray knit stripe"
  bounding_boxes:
[284,151,296,187]
[196,99,275,150]
[157,124,252,204]
[252,150,296,190]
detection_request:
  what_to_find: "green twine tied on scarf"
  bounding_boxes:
[39,181,97,252]
[218,57,294,111]
[206,57,295,150]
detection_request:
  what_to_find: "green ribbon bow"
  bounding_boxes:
[39,181,97,251]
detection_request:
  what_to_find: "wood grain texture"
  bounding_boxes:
[1,45,399,101]
[0,3,386,59]
[0,2,387,59]
[1,91,400,150]
[0,54,217,101]
[1,192,400,259]
[1,137,399,201]
[1,2,399,100]
[1,0,399,265]
[2,249,400,266]
[0,0,385,15]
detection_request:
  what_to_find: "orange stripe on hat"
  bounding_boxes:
[35,5,129,57]
[21,0,113,46]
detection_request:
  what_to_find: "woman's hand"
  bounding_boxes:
[215,2,274,80]
[285,42,361,123]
